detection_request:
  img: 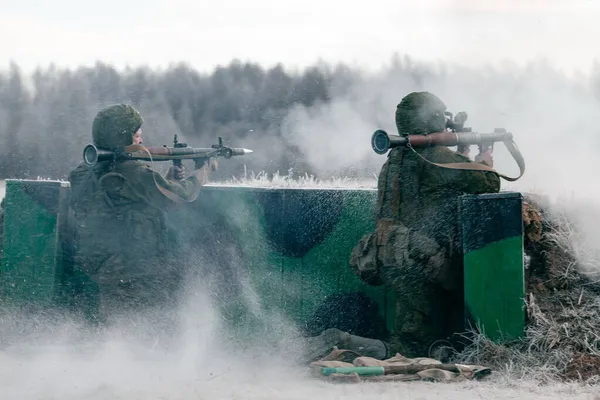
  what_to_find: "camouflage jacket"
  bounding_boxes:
[67,160,202,285]
[376,146,501,250]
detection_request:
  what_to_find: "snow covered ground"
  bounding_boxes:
[0,362,596,400]
[0,285,597,400]
[0,338,598,400]
[0,314,598,400]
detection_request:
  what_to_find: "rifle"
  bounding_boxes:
[370,127,525,182]
[82,135,253,168]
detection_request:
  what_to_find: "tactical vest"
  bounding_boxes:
[375,147,461,251]
[69,161,169,285]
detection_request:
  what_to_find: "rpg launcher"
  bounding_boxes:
[370,127,512,155]
[83,135,253,168]
[371,109,512,154]
[370,112,525,182]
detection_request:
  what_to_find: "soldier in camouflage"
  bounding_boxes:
[350,92,501,359]
[67,104,217,333]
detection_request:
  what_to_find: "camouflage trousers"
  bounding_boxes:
[350,220,464,358]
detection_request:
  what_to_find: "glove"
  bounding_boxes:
[194,157,218,171]
[475,152,494,167]
[166,165,186,181]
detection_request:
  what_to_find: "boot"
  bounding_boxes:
[301,328,390,363]
[343,330,390,359]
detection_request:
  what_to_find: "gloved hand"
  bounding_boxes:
[194,157,218,171]
[193,157,218,185]
[475,151,494,167]
[174,165,186,180]
[166,165,186,181]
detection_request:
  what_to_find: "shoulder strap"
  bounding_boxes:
[98,172,128,218]
[408,138,526,182]
[133,144,201,204]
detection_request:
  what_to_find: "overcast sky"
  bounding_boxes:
[0,0,599,75]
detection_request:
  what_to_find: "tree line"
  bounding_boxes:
[1,57,599,182]
[0,60,353,181]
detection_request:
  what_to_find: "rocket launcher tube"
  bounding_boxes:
[371,128,513,155]
[83,136,253,167]
[370,128,525,182]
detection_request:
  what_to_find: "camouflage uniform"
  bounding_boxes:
[67,104,203,332]
[351,92,501,358]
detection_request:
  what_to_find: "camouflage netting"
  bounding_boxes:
[453,193,600,383]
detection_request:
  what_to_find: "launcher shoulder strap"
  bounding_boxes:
[408,139,525,182]
[131,144,202,204]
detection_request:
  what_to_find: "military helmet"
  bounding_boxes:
[395,92,447,135]
[92,104,143,149]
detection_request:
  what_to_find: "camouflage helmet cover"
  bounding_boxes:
[395,92,447,135]
[92,104,143,149]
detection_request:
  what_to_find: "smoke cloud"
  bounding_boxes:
[283,58,600,197]
[281,57,600,277]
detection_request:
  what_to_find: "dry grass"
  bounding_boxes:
[211,169,378,189]
[454,293,600,384]
[454,199,600,384]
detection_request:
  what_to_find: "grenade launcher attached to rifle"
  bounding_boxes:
[370,112,525,182]
[82,135,253,168]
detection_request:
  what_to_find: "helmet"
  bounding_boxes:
[395,92,447,135]
[92,104,143,149]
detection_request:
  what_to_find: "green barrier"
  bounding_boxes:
[0,181,394,339]
[0,179,70,309]
[0,179,525,344]
[175,185,394,341]
[460,192,525,342]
